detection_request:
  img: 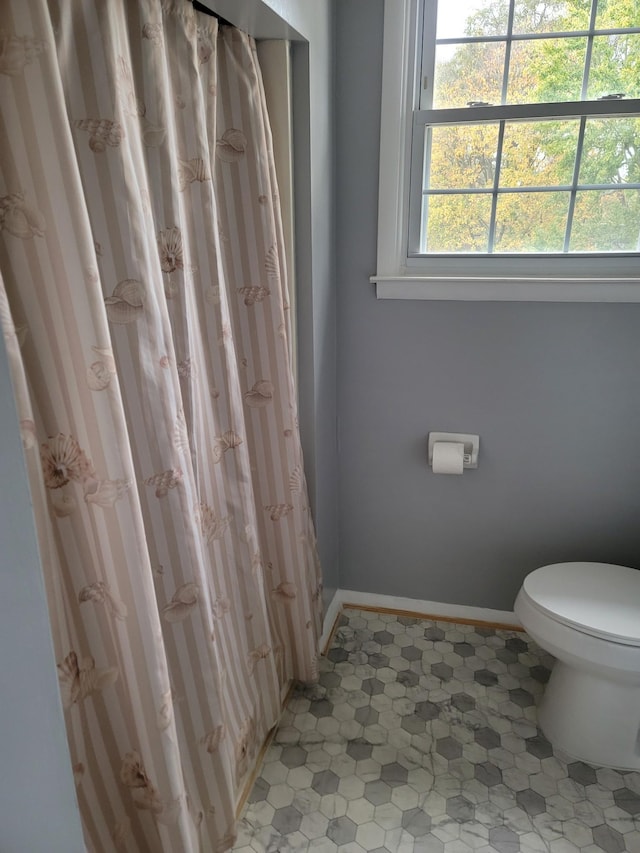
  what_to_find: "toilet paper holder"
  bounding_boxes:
[428,432,480,469]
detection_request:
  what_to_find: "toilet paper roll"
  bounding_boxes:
[432,441,465,475]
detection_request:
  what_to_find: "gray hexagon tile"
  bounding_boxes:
[232,607,640,851]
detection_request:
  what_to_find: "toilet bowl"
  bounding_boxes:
[514,562,640,770]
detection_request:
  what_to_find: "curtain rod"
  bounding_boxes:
[192,1,233,27]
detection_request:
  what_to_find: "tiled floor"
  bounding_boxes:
[233,607,640,852]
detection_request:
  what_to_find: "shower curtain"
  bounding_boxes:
[0,2,322,850]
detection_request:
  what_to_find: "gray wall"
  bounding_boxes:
[335,0,640,611]
[0,335,85,852]
[289,4,338,610]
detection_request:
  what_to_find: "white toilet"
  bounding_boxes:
[514,562,640,770]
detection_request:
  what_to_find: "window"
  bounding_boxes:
[373,0,640,301]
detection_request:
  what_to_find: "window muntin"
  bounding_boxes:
[412,0,640,258]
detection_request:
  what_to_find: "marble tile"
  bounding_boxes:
[232,608,640,852]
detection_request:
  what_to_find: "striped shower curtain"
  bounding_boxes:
[0,2,322,850]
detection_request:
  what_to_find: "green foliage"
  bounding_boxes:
[427,0,640,253]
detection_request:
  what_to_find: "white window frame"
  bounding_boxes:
[372,0,640,301]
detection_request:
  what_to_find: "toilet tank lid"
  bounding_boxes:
[522,562,640,645]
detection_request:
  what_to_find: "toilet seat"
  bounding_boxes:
[522,562,640,647]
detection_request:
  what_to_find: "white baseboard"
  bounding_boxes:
[321,588,520,644]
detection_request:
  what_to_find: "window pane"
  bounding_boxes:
[494,191,570,251]
[427,124,499,189]
[570,190,640,251]
[587,34,640,101]
[501,120,580,187]
[418,0,640,260]
[513,0,591,34]
[436,0,508,40]
[579,117,640,185]
[424,194,492,252]
[509,37,587,103]
[596,1,640,30]
[434,42,506,108]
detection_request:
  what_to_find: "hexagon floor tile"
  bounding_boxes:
[232,607,640,852]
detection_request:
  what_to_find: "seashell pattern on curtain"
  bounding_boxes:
[0,1,323,851]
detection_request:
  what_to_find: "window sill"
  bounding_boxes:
[371,275,640,302]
